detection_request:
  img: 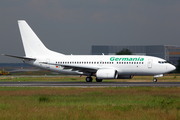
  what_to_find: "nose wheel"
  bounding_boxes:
[153,78,157,82]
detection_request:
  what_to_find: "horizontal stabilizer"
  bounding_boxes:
[2,54,36,60]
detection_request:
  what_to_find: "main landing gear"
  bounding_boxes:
[96,78,102,82]
[85,77,103,82]
[153,78,157,82]
[86,77,92,82]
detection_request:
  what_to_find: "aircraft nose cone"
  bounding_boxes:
[169,64,176,71]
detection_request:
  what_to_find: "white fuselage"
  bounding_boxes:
[25,55,175,76]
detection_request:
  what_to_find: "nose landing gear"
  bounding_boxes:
[153,78,157,82]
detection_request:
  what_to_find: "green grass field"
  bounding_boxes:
[0,75,180,119]
[0,87,180,119]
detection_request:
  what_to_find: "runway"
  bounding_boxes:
[0,82,180,87]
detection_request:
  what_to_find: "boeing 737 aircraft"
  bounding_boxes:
[3,20,176,82]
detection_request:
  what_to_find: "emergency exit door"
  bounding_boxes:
[148,59,152,68]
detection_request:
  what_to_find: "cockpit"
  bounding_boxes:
[158,61,168,64]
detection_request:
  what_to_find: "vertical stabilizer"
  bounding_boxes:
[18,20,64,57]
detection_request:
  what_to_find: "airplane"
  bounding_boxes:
[3,20,176,82]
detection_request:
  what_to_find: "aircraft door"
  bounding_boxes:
[148,59,152,68]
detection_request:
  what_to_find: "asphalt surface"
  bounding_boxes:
[0,82,180,87]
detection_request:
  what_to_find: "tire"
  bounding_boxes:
[96,78,102,82]
[86,77,92,82]
[153,78,157,82]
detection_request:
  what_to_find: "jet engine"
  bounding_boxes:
[96,69,118,79]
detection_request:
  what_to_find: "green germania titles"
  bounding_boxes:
[110,57,144,61]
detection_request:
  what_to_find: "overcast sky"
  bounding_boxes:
[1,0,180,63]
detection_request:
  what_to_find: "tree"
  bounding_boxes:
[116,48,132,55]
[176,58,180,73]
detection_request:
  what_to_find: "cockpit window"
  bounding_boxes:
[158,61,168,64]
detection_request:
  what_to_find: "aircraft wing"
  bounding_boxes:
[40,62,98,73]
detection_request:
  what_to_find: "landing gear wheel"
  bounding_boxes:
[86,77,92,82]
[153,78,157,82]
[96,78,102,82]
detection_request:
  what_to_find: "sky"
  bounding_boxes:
[1,0,180,63]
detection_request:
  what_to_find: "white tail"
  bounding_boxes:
[18,20,64,57]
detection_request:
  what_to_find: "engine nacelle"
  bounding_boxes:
[117,75,132,79]
[96,69,118,79]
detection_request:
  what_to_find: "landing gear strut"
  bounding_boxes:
[86,77,93,82]
[153,78,157,82]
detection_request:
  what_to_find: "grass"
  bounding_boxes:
[0,75,180,82]
[0,87,180,119]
